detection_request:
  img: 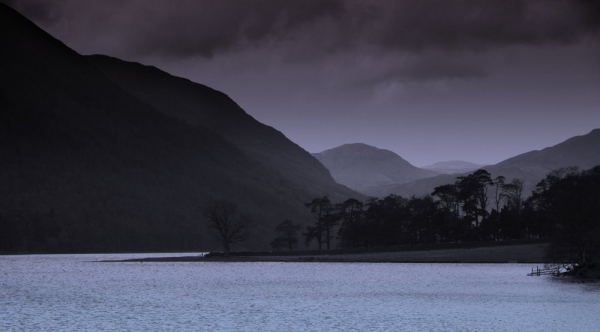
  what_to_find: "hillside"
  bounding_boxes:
[364,129,600,198]
[494,129,600,170]
[85,55,353,197]
[313,143,438,193]
[0,4,358,253]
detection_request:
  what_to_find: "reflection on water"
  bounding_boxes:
[1,254,599,331]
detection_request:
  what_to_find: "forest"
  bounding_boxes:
[283,166,600,269]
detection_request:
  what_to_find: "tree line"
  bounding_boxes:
[3,164,598,271]
[271,167,600,270]
[293,169,530,249]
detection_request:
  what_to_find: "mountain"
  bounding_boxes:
[312,143,438,193]
[422,160,485,174]
[85,54,342,193]
[0,3,358,253]
[363,129,600,198]
[494,129,600,170]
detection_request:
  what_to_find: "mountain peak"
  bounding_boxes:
[317,143,404,160]
[313,143,438,193]
[338,143,381,149]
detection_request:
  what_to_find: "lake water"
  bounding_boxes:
[1,254,599,331]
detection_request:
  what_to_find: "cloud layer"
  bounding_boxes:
[7,0,599,58]
[4,0,600,165]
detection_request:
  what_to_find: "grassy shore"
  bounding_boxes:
[116,242,549,263]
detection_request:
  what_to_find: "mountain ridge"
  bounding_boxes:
[0,3,359,253]
[313,143,438,193]
[86,54,348,196]
[363,128,600,198]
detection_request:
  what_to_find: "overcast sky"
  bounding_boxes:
[6,0,600,166]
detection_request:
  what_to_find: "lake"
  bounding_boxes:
[1,254,599,331]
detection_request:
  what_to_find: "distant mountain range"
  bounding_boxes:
[312,143,438,192]
[0,4,358,252]
[422,161,485,174]
[360,129,600,198]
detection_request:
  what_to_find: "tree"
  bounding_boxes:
[363,195,409,246]
[502,178,524,218]
[336,198,365,248]
[203,199,250,256]
[270,220,301,251]
[527,167,579,239]
[528,166,600,270]
[406,195,438,244]
[432,183,462,241]
[304,196,339,250]
[483,175,508,241]
[432,183,460,218]
[492,175,507,214]
[457,169,493,229]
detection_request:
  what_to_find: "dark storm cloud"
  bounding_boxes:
[371,0,600,52]
[6,0,598,59]
[5,0,346,58]
[126,0,346,58]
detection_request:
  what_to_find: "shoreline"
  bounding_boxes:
[108,243,550,264]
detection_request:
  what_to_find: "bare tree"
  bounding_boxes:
[492,175,507,213]
[502,178,524,217]
[203,199,250,256]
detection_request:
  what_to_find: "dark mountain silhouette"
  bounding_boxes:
[422,160,485,174]
[364,129,600,198]
[312,143,438,193]
[85,55,346,193]
[0,3,358,253]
